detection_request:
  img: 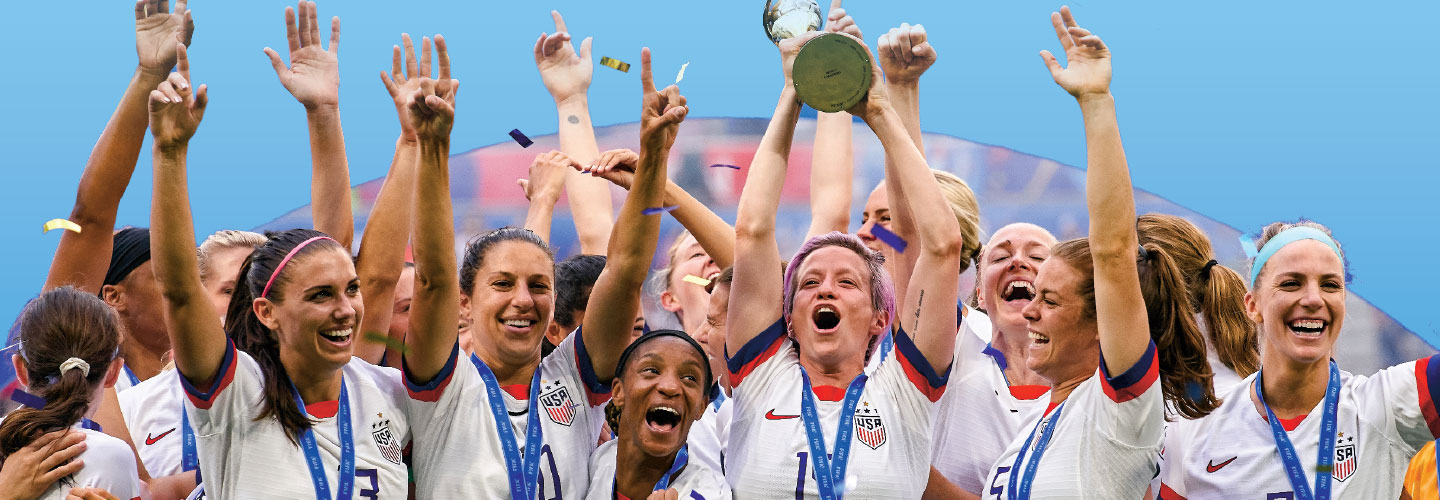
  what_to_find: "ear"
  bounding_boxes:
[1244,291,1262,324]
[12,354,28,389]
[101,359,123,389]
[869,307,891,337]
[458,293,472,321]
[659,290,682,312]
[101,284,124,311]
[253,297,281,331]
[544,321,568,347]
[610,377,626,408]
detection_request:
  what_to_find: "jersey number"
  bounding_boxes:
[532,444,563,500]
[356,468,379,500]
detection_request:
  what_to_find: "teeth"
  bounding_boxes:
[1004,281,1035,298]
[503,319,534,328]
[321,328,352,339]
[653,406,679,416]
[1027,331,1049,341]
[1291,320,1324,329]
[707,272,720,280]
[819,307,835,314]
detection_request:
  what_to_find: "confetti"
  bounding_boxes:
[509,129,534,148]
[641,206,680,215]
[600,56,631,73]
[709,163,741,170]
[363,331,409,355]
[675,61,690,84]
[43,218,81,234]
[682,274,712,287]
[871,224,909,253]
[10,389,45,409]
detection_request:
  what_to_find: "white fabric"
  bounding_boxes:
[32,427,142,500]
[688,394,732,474]
[583,440,731,499]
[118,369,186,477]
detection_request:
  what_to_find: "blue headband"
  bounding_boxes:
[1248,226,1343,286]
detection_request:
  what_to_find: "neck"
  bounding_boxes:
[120,340,167,382]
[1253,353,1331,419]
[476,348,541,387]
[614,440,677,500]
[289,364,344,405]
[1045,364,1096,405]
[991,326,1047,386]
[799,354,865,388]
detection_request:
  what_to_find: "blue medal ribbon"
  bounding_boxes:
[612,444,690,498]
[1255,360,1341,500]
[710,385,727,412]
[1006,401,1065,500]
[290,378,354,500]
[123,364,140,386]
[181,400,200,481]
[472,354,544,500]
[798,369,868,500]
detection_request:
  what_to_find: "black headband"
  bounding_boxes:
[612,329,714,392]
[103,227,152,289]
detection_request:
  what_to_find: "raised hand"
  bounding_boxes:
[878,23,937,84]
[1039,6,1111,99]
[264,1,341,110]
[382,34,451,141]
[517,151,571,201]
[534,10,593,103]
[839,34,893,121]
[148,44,208,149]
[638,48,688,153]
[575,149,640,190]
[407,74,459,143]
[135,0,195,76]
[0,430,86,500]
[824,0,862,39]
[778,31,825,91]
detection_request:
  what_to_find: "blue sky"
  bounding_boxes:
[1,1,1436,342]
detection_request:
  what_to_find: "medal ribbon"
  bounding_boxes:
[473,354,544,500]
[181,400,200,481]
[123,364,140,386]
[799,369,868,500]
[1006,401,1065,500]
[290,378,354,500]
[1256,360,1341,500]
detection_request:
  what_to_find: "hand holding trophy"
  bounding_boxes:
[764,0,871,112]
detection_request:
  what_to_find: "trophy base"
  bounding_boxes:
[792,33,873,113]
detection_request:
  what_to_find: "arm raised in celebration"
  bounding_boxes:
[875,21,939,303]
[806,0,862,239]
[536,10,614,254]
[402,64,462,381]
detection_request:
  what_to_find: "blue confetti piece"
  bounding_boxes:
[509,129,534,148]
[642,206,680,215]
[709,163,741,170]
[871,224,908,253]
[10,388,45,409]
[1239,235,1258,259]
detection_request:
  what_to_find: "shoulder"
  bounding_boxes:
[79,429,140,473]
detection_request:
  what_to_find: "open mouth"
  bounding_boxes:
[500,318,536,333]
[320,327,353,345]
[1003,279,1036,303]
[645,406,682,433]
[1027,331,1050,345]
[1288,319,1326,338]
[813,306,841,332]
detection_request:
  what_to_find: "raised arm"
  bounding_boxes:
[806,0,861,239]
[44,1,193,292]
[726,34,815,355]
[147,45,223,386]
[535,10,614,254]
[402,64,461,381]
[875,22,938,305]
[1041,7,1146,370]
[575,149,735,269]
[353,34,442,365]
[518,151,573,244]
[846,35,962,370]
[581,49,688,379]
[264,1,353,247]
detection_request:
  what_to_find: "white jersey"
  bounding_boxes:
[689,391,731,475]
[181,341,411,499]
[584,440,731,500]
[982,342,1164,499]
[1157,355,1440,499]
[932,310,1049,494]
[30,427,142,500]
[405,330,609,498]
[725,320,947,499]
[119,369,190,477]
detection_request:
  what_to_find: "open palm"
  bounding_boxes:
[534,11,593,102]
[265,1,341,109]
[134,0,194,74]
[1040,6,1111,98]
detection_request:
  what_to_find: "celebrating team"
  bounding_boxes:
[1,0,1434,499]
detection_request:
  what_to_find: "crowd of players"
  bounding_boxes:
[2,1,1437,499]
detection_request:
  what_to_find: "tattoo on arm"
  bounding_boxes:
[913,289,924,333]
[567,115,580,125]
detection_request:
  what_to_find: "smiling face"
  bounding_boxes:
[612,336,709,459]
[789,246,889,370]
[856,184,891,254]
[462,241,555,367]
[661,234,721,335]
[1021,258,1099,384]
[202,246,256,324]
[1246,240,1346,367]
[256,247,363,372]
[978,224,1056,337]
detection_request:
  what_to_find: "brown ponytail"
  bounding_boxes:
[0,287,121,459]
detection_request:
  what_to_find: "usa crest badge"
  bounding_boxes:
[1332,433,1356,481]
[372,418,404,465]
[854,405,887,450]
[540,383,577,426]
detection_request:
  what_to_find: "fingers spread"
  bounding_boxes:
[436,35,451,80]
[264,47,288,76]
[1050,12,1074,51]
[402,34,418,78]
[285,7,300,54]
[421,37,433,78]
[329,16,341,54]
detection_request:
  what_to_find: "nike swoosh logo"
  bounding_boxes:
[145,428,176,445]
[1206,457,1237,473]
[765,409,800,420]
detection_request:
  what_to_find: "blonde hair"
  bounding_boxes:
[932,170,984,273]
[197,230,267,284]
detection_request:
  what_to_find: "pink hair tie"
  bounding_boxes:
[261,236,337,298]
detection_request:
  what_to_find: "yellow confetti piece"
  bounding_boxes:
[600,56,630,73]
[42,219,81,234]
[682,274,711,287]
[362,331,409,354]
[676,62,690,84]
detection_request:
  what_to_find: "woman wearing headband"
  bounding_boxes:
[0,287,138,500]
[586,330,729,499]
[1157,220,1440,498]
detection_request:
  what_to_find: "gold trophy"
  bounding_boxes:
[764,0,871,112]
